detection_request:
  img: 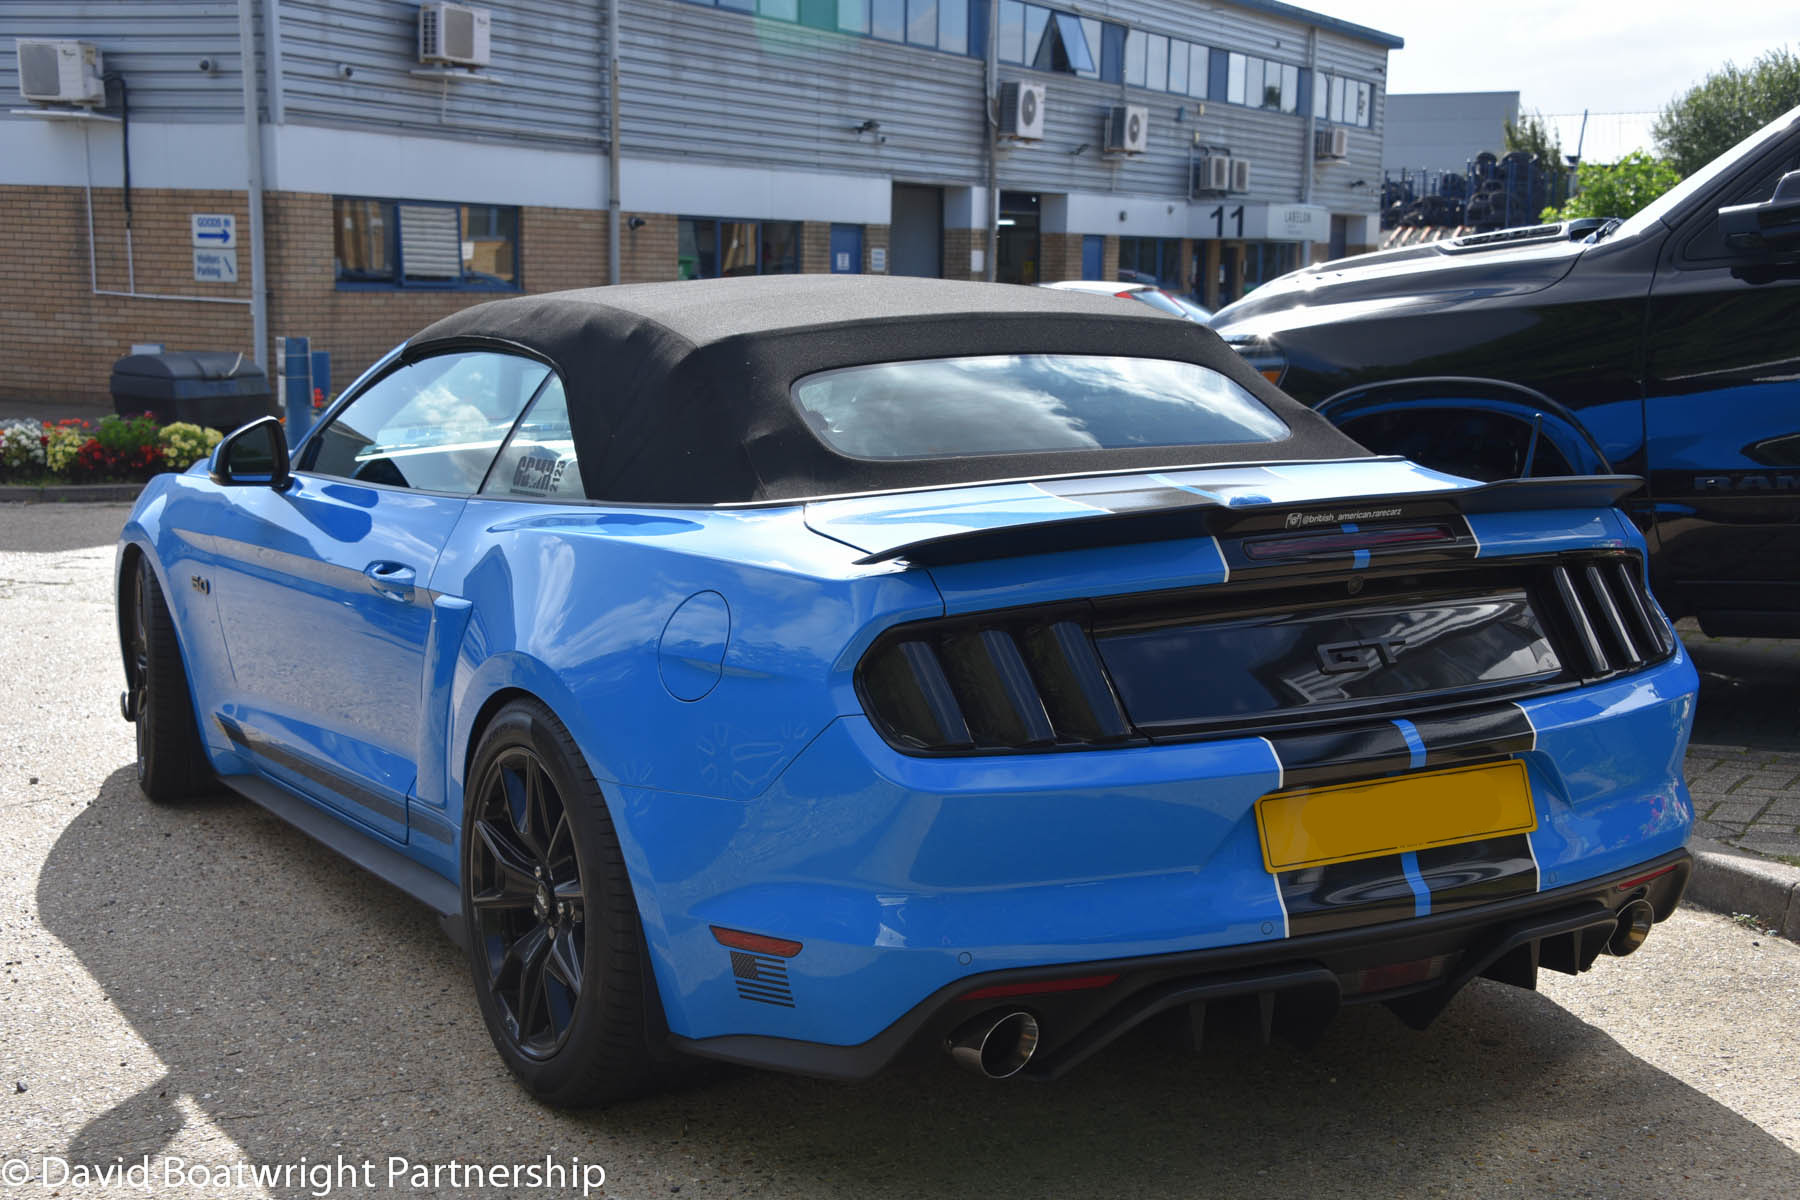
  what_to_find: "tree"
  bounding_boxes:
[1540,152,1684,223]
[1653,47,1800,176]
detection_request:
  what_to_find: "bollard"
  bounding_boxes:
[279,335,313,444]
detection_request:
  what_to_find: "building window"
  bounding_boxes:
[1119,29,1208,99]
[693,0,972,54]
[1117,236,1184,290]
[679,218,802,279]
[997,2,1100,75]
[333,197,519,289]
[1314,72,1373,127]
[1225,52,1299,113]
[1244,241,1299,291]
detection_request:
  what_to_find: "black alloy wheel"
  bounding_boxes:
[467,745,588,1059]
[127,555,211,802]
[461,699,669,1106]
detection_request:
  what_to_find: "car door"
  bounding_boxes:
[1643,130,1800,633]
[203,349,553,841]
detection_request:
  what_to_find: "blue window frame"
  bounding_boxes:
[333,196,520,291]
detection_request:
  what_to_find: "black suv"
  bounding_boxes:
[1212,105,1800,638]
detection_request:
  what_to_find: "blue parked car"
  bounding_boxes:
[118,276,1696,1106]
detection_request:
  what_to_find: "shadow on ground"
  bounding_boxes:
[1684,629,1800,752]
[40,766,1800,1198]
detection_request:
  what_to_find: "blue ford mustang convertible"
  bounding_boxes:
[117,276,1696,1105]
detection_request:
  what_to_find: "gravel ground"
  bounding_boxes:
[1,503,1796,1199]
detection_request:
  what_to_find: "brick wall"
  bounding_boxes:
[864,224,890,274]
[0,185,625,403]
[0,185,255,403]
[619,212,678,283]
[941,228,981,281]
[262,192,612,396]
[1101,236,1121,285]
[800,221,831,274]
[1039,233,1083,284]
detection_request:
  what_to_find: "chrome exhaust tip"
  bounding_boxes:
[1607,898,1656,956]
[947,1010,1040,1079]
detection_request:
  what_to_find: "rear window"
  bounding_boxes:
[792,354,1288,460]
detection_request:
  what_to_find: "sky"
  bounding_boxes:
[1311,1,1797,118]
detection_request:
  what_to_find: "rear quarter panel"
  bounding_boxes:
[424,499,943,929]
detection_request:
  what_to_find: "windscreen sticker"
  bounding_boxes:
[509,454,570,495]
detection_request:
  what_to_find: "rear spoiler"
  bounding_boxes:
[853,475,1644,566]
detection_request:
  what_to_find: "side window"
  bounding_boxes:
[481,376,586,500]
[303,352,550,493]
[1680,144,1800,262]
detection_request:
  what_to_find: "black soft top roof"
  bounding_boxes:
[407,275,1371,505]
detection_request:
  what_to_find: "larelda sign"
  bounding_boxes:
[1196,203,1329,243]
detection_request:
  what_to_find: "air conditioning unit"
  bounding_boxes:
[1315,127,1349,160]
[998,81,1045,141]
[1230,157,1253,193]
[1193,156,1232,195]
[16,40,106,106]
[1103,104,1148,155]
[419,2,491,68]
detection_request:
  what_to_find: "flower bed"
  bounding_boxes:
[0,415,224,485]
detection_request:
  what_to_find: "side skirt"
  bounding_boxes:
[219,772,467,949]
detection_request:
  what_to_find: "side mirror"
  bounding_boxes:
[1719,169,1800,251]
[209,415,292,489]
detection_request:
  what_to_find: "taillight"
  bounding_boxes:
[857,617,1132,752]
[1242,524,1456,560]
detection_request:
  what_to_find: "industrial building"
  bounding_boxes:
[1,0,1400,400]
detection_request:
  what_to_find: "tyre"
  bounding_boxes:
[127,555,213,802]
[462,698,669,1107]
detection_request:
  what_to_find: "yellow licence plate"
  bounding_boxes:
[1256,760,1536,874]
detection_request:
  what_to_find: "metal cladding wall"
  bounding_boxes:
[0,0,257,122]
[278,0,605,147]
[1,2,1389,225]
[618,5,986,184]
[607,0,1387,230]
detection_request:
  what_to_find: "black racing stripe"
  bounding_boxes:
[1268,723,1414,790]
[1412,705,1536,769]
[219,719,408,827]
[1279,854,1420,937]
[1415,834,1539,914]
[409,806,456,846]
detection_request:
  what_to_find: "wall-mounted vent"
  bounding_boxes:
[16,40,106,105]
[1315,127,1349,160]
[419,3,491,68]
[998,81,1045,141]
[1104,104,1148,155]
[398,205,462,278]
[1193,156,1232,195]
[1230,157,1253,193]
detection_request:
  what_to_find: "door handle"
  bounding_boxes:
[364,560,417,601]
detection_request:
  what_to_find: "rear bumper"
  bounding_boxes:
[669,848,1691,1081]
[617,651,1695,1050]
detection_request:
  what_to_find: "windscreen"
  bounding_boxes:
[792,354,1288,460]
